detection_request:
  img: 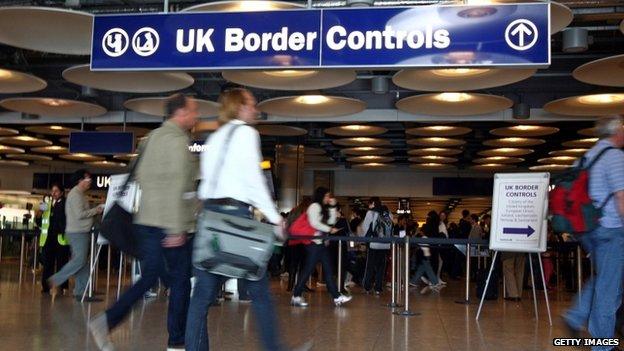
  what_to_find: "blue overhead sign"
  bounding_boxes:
[91,3,550,71]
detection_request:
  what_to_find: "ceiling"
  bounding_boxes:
[0,0,623,171]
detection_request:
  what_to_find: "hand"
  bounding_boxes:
[330,227,339,234]
[162,233,187,248]
[273,220,287,242]
[96,206,104,214]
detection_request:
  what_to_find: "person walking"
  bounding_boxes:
[291,187,352,307]
[564,116,624,350]
[40,183,69,295]
[185,88,288,351]
[89,93,199,351]
[48,170,103,301]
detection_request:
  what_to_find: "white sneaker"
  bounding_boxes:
[291,296,309,307]
[421,277,431,285]
[438,279,447,285]
[144,291,158,299]
[333,294,353,306]
[88,313,115,351]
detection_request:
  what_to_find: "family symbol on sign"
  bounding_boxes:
[102,27,160,57]
[505,19,539,51]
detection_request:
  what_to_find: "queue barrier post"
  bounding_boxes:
[18,233,25,283]
[387,241,401,308]
[576,245,582,297]
[32,233,39,285]
[394,237,418,317]
[337,240,342,292]
[455,243,471,305]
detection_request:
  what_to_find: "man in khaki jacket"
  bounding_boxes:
[90,94,199,351]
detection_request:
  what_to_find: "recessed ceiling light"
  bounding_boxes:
[435,92,472,102]
[294,95,330,105]
[430,68,489,77]
[16,136,36,141]
[578,94,624,105]
[49,125,65,130]
[41,98,71,107]
[237,0,283,11]
[264,70,316,78]
[0,69,13,79]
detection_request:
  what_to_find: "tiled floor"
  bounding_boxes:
[0,261,582,350]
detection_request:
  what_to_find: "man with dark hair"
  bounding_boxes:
[458,209,471,239]
[40,183,69,294]
[90,93,199,351]
[49,170,103,301]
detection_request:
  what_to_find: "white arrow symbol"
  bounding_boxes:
[511,23,532,47]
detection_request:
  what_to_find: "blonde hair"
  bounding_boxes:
[218,88,249,125]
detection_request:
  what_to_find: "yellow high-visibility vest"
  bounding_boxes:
[39,199,68,247]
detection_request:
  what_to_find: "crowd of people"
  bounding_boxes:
[31,90,624,351]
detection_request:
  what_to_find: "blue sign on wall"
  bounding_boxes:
[91,3,550,70]
[69,132,135,155]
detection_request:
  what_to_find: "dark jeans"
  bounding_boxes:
[362,248,388,292]
[105,225,192,346]
[41,235,69,292]
[286,243,305,291]
[185,201,283,351]
[293,243,339,298]
[186,269,283,351]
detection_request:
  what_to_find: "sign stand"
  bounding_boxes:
[475,172,552,325]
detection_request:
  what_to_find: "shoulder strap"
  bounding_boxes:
[209,124,242,197]
[117,135,151,196]
[585,146,615,170]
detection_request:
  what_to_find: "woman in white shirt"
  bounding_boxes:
[291,187,352,307]
[186,88,285,351]
[437,211,449,285]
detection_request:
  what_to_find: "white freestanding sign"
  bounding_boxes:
[477,172,552,325]
[489,172,550,253]
[98,174,140,245]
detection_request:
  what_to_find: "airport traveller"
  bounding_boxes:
[89,93,199,351]
[48,170,103,301]
[290,187,352,307]
[564,116,624,350]
[186,88,288,351]
[359,197,392,295]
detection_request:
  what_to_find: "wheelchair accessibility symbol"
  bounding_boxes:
[132,27,159,57]
[505,19,538,51]
[102,28,129,57]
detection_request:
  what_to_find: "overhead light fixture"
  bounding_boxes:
[16,136,36,141]
[294,95,330,105]
[347,0,374,6]
[435,92,472,102]
[511,125,540,131]
[41,98,71,107]
[49,125,65,130]
[430,68,489,77]
[578,94,624,105]
[264,70,316,78]
[238,0,281,11]
[343,125,368,131]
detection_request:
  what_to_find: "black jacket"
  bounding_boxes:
[49,197,66,236]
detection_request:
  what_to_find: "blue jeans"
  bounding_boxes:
[105,225,192,346]
[410,258,439,286]
[50,232,90,296]
[565,226,624,351]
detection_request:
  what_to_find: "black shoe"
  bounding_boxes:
[504,297,521,302]
[304,286,315,293]
[79,296,103,303]
[563,317,581,338]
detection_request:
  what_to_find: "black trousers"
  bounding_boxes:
[293,244,339,299]
[362,248,388,293]
[41,235,70,292]
[287,243,306,291]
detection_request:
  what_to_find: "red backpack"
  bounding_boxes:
[288,213,316,245]
[549,146,614,236]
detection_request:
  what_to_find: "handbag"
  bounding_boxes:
[193,124,276,281]
[288,212,316,245]
[99,140,148,259]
